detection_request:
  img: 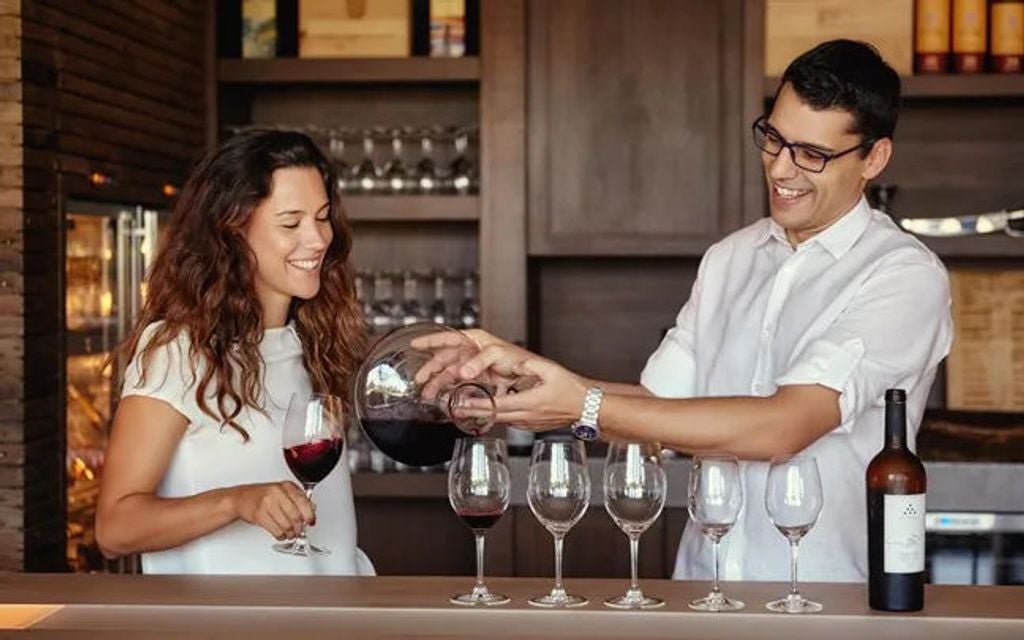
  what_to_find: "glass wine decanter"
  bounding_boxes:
[354,323,498,467]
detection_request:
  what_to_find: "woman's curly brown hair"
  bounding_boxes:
[120,129,367,439]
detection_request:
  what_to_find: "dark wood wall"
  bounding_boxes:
[0,0,24,572]
[1,0,205,571]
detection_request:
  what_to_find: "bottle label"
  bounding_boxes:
[992,4,1024,56]
[916,0,951,54]
[953,0,988,54]
[884,494,926,573]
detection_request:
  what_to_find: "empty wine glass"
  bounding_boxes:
[527,439,590,608]
[687,454,745,611]
[603,441,666,609]
[274,392,345,556]
[448,437,512,606]
[765,455,824,614]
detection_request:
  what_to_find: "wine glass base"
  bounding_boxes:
[528,593,588,608]
[449,591,511,607]
[688,592,745,612]
[272,539,330,557]
[604,593,665,610]
[765,594,822,614]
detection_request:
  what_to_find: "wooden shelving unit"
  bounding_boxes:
[344,195,479,222]
[765,74,1024,99]
[218,57,481,84]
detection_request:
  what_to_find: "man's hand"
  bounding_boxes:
[411,329,589,430]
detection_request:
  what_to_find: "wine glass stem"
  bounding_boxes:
[622,532,638,589]
[298,483,315,544]
[474,532,486,589]
[553,534,565,592]
[712,538,721,595]
[789,539,800,597]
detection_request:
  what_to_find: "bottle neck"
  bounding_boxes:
[885,400,908,449]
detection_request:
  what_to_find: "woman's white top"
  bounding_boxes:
[121,321,374,576]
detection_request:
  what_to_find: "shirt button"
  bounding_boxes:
[752,384,762,394]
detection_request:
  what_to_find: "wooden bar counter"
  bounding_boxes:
[1,574,1022,639]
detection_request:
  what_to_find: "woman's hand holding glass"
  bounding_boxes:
[603,441,667,609]
[527,439,591,608]
[273,392,346,556]
[687,454,745,612]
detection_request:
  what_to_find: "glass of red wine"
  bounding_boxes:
[273,392,345,557]
[447,436,511,606]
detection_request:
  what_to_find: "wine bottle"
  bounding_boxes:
[866,389,926,612]
[915,0,951,74]
[991,0,1024,74]
[952,0,988,73]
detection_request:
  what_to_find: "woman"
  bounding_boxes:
[96,129,373,575]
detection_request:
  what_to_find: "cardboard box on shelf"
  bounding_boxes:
[947,269,1024,412]
[765,0,914,76]
[299,0,410,58]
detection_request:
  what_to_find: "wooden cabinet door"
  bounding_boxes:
[528,0,762,256]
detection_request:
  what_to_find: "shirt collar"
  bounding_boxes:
[755,195,872,259]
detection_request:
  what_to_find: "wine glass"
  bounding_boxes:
[527,439,590,608]
[274,392,346,556]
[447,437,512,606]
[764,455,824,613]
[687,454,745,611]
[603,441,666,609]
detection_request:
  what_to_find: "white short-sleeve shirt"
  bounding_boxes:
[641,196,952,583]
[121,321,374,576]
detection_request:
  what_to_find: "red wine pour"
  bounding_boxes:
[284,438,343,485]
[866,389,926,612]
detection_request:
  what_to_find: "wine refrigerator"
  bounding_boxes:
[64,200,165,572]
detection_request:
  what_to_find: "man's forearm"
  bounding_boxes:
[597,388,837,460]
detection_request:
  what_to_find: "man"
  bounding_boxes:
[416,40,952,583]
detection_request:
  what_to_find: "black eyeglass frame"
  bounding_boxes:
[752,116,877,174]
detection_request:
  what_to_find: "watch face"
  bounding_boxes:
[572,423,598,441]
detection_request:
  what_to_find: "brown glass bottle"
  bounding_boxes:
[915,0,951,74]
[866,389,926,612]
[953,0,988,72]
[991,0,1024,73]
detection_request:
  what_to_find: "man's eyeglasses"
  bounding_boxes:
[752,116,876,173]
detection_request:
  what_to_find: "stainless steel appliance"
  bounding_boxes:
[64,200,164,572]
[927,512,1024,585]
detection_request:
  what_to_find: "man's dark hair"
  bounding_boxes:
[778,39,901,150]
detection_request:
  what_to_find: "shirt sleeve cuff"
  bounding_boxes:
[775,337,865,434]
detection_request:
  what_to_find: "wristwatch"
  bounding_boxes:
[570,386,604,441]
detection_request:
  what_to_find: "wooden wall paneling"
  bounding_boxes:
[528,0,752,257]
[349,221,479,275]
[534,259,699,383]
[5,0,206,571]
[355,497,516,576]
[204,0,217,150]
[479,0,527,343]
[742,0,767,226]
[245,85,479,131]
[661,506,687,578]
[882,102,1024,222]
[0,0,22,572]
[513,506,667,580]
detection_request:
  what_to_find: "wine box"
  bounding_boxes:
[298,0,410,58]
[765,0,914,76]
[946,269,1024,412]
